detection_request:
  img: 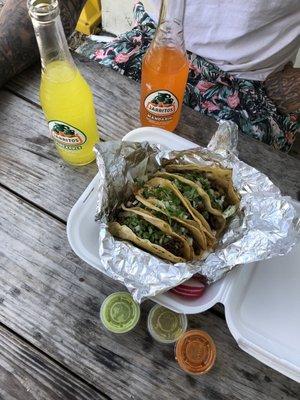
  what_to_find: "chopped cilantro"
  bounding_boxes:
[178,171,227,211]
[171,178,204,210]
[143,185,190,220]
[118,213,182,255]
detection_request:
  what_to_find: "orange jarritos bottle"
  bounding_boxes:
[140,0,189,131]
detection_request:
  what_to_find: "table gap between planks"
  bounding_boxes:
[0,55,299,400]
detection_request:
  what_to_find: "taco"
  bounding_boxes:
[155,172,226,235]
[135,177,214,248]
[122,196,206,257]
[139,207,207,260]
[108,207,191,263]
[109,164,239,264]
[165,164,239,215]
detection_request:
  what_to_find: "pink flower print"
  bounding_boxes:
[133,35,142,44]
[104,46,114,54]
[115,52,130,64]
[115,47,138,64]
[196,80,215,93]
[285,131,295,144]
[189,62,202,75]
[94,49,105,60]
[227,92,240,109]
[290,113,299,123]
[202,101,219,112]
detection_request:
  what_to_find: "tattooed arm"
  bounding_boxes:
[264,63,300,115]
[0,0,87,87]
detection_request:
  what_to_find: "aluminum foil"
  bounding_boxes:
[94,121,297,302]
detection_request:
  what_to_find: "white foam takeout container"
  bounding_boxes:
[67,127,300,382]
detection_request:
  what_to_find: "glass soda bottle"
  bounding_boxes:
[28,0,99,165]
[140,0,189,132]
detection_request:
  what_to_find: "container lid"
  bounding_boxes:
[100,292,140,333]
[175,329,216,374]
[147,304,187,343]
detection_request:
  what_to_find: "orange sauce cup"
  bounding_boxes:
[175,329,216,375]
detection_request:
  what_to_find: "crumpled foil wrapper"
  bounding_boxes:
[94,121,297,302]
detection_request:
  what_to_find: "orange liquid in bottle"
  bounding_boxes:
[140,46,189,132]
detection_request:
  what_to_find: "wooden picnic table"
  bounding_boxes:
[0,55,299,400]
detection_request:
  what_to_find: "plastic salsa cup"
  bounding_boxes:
[175,329,216,375]
[147,304,188,344]
[100,292,140,333]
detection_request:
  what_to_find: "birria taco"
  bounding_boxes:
[138,206,207,260]
[109,163,239,264]
[155,171,226,235]
[108,206,191,263]
[135,177,213,248]
[165,164,239,216]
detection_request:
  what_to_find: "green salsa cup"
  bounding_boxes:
[100,292,140,333]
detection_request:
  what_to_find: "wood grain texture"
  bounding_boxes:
[0,185,299,400]
[0,89,98,222]
[1,56,300,400]
[4,56,300,208]
[0,325,106,400]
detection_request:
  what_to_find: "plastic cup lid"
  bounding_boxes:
[175,329,216,374]
[100,292,140,333]
[147,304,188,344]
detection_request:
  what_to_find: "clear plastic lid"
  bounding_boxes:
[100,292,140,333]
[147,304,187,343]
[175,329,216,374]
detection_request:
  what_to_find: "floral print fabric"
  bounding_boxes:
[78,1,299,152]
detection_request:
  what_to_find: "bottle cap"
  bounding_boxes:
[175,330,216,374]
[100,292,140,333]
[147,304,187,344]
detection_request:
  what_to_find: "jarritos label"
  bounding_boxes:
[49,121,87,151]
[144,90,179,122]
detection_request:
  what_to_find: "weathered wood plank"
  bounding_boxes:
[0,90,98,221]
[7,57,218,144]
[1,67,299,321]
[1,84,299,230]
[0,186,299,400]
[1,56,300,399]
[0,325,107,400]
[6,58,300,194]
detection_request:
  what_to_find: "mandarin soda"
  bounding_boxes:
[140,0,188,132]
[28,0,99,165]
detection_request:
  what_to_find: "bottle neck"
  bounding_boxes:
[28,0,75,74]
[153,0,186,51]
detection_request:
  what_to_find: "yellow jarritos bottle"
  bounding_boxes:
[28,0,99,165]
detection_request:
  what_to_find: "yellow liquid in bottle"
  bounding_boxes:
[40,61,99,165]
